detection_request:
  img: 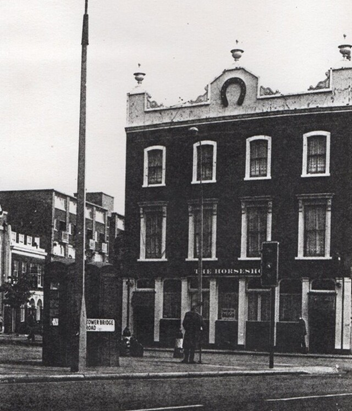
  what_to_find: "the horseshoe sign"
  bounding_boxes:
[220,77,246,107]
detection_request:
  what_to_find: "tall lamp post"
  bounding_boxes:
[189,127,203,315]
[71,0,89,372]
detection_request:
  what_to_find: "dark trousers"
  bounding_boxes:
[27,328,35,342]
[183,347,195,363]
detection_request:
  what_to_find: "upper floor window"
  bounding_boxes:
[302,131,330,177]
[192,141,217,184]
[245,136,272,180]
[296,194,333,259]
[143,146,166,187]
[240,197,272,260]
[187,200,218,261]
[138,202,167,261]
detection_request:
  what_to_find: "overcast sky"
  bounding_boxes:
[0,0,351,214]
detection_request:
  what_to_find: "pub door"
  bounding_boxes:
[308,293,335,353]
[133,305,154,346]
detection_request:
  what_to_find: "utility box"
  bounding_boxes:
[43,260,121,367]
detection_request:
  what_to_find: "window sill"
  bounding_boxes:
[185,258,218,262]
[295,256,332,260]
[191,180,217,184]
[137,258,168,262]
[244,176,271,181]
[238,257,261,261]
[142,183,166,188]
[301,173,330,178]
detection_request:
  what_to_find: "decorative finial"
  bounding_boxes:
[134,63,146,85]
[338,35,352,61]
[230,40,244,62]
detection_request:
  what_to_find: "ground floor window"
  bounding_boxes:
[189,278,210,320]
[20,305,25,323]
[163,279,181,319]
[36,300,43,322]
[218,278,239,320]
[247,278,270,321]
[279,279,301,321]
[190,292,209,320]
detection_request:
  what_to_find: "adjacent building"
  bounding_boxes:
[6,228,47,333]
[0,208,47,333]
[0,189,124,333]
[123,43,352,353]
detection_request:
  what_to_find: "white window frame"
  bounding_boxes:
[301,131,330,178]
[245,136,272,180]
[143,146,166,187]
[138,202,167,262]
[13,261,19,281]
[192,141,217,184]
[186,200,218,261]
[37,266,43,288]
[296,194,333,260]
[239,197,272,260]
[20,305,25,323]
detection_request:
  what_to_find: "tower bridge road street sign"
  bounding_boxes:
[86,319,115,332]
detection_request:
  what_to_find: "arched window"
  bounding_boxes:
[192,141,217,184]
[143,146,166,187]
[245,136,272,180]
[302,131,330,177]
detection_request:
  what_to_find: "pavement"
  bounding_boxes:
[0,333,347,384]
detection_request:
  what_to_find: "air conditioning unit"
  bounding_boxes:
[101,242,108,254]
[88,239,95,251]
[60,231,69,243]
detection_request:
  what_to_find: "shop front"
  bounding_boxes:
[121,268,351,354]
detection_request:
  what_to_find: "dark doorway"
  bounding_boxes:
[133,305,154,346]
[309,293,335,353]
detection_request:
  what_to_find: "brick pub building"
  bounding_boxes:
[122,43,352,353]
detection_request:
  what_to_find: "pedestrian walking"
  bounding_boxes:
[180,303,205,364]
[27,313,36,342]
[298,317,307,353]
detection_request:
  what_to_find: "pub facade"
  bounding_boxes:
[122,44,352,353]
